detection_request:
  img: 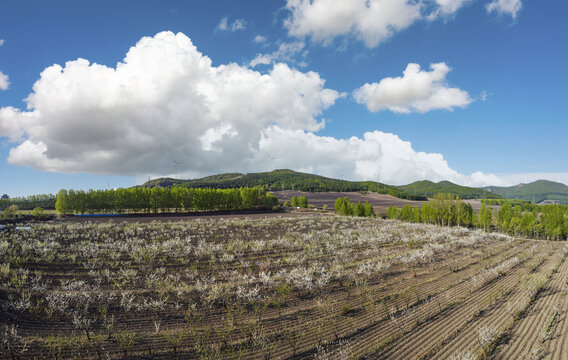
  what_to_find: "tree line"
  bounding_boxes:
[55,187,279,215]
[0,194,56,210]
[165,169,427,201]
[285,196,308,208]
[386,193,568,240]
[335,197,375,217]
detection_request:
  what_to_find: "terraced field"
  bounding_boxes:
[0,215,565,359]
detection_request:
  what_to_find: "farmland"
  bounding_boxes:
[1,214,567,359]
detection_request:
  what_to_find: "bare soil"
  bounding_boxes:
[272,190,426,214]
[1,214,561,360]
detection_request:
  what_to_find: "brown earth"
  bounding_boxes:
[272,190,427,214]
[2,213,562,360]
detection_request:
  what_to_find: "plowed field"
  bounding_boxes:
[0,215,565,359]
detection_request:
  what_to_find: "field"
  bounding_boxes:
[1,214,567,359]
[272,191,428,213]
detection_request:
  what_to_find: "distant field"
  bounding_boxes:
[272,190,427,214]
[1,214,566,359]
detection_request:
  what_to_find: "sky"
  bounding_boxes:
[0,0,567,197]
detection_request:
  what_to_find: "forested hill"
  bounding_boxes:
[397,180,503,200]
[483,180,568,204]
[142,169,427,201]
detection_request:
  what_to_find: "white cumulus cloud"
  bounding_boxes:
[285,0,422,48]
[0,32,340,175]
[258,127,506,187]
[284,0,477,48]
[353,63,472,113]
[486,0,522,18]
[0,39,4,46]
[0,107,30,141]
[0,70,10,90]
[0,31,501,187]
[217,17,247,32]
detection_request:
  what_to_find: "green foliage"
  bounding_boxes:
[479,204,493,231]
[296,196,308,208]
[484,180,568,204]
[2,205,19,220]
[335,197,374,217]
[397,180,502,200]
[400,205,413,222]
[289,195,307,208]
[144,169,426,201]
[386,205,400,220]
[0,193,56,210]
[290,196,298,207]
[364,201,375,217]
[389,193,568,240]
[31,207,48,220]
[55,186,278,215]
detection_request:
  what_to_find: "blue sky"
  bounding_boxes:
[0,0,567,196]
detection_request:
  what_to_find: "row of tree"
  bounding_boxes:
[335,197,375,217]
[164,169,426,201]
[55,187,279,215]
[286,196,308,208]
[386,193,568,240]
[0,194,56,210]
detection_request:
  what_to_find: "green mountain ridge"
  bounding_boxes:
[143,171,568,204]
[482,180,568,204]
[397,180,502,200]
[142,169,427,200]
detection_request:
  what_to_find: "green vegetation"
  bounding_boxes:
[481,199,538,212]
[483,180,568,204]
[2,205,19,220]
[334,197,375,217]
[143,169,427,201]
[55,187,279,215]
[290,196,308,208]
[397,180,502,200]
[388,194,474,227]
[31,207,49,220]
[0,194,56,210]
[387,193,568,240]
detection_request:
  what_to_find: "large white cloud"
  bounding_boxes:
[0,32,339,175]
[0,70,10,90]
[486,0,522,18]
[353,63,472,113]
[0,31,502,187]
[285,0,423,48]
[258,127,506,186]
[284,0,478,48]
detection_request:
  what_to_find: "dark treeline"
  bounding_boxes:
[397,180,503,200]
[481,199,568,213]
[387,193,568,240]
[0,194,56,210]
[335,197,375,217]
[55,187,279,215]
[163,170,427,201]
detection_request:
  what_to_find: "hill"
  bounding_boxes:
[143,169,427,201]
[397,180,503,199]
[483,180,568,204]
